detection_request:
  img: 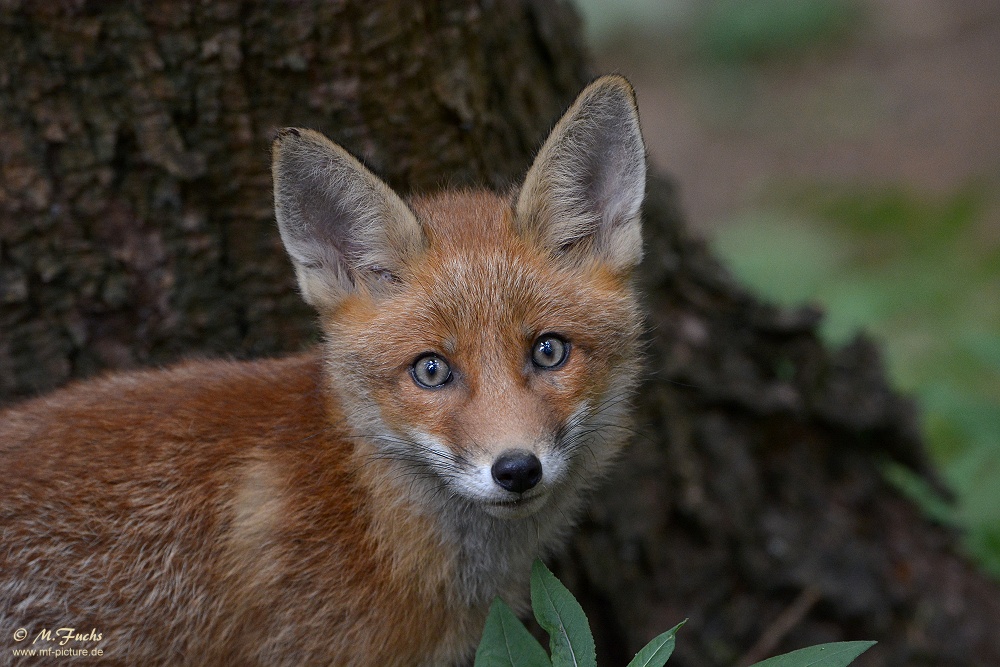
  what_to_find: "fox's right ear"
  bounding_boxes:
[272,128,425,312]
[515,75,646,272]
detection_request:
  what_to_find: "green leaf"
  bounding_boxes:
[749,641,876,667]
[625,620,686,667]
[475,597,552,667]
[530,559,596,667]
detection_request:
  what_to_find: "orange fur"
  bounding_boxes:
[0,76,646,666]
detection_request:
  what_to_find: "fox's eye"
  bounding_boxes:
[411,354,452,388]
[531,335,569,369]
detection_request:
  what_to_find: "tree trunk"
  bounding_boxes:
[0,2,996,665]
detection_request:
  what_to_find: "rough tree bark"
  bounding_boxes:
[0,2,996,666]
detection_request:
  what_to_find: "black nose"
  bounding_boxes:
[491,450,543,494]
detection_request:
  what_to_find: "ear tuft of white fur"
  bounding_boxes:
[515,75,647,271]
[272,128,425,312]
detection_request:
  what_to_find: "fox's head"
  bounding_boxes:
[272,76,646,524]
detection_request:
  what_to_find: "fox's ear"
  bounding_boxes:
[272,128,425,311]
[515,75,646,271]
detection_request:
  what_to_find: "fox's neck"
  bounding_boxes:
[445,494,571,609]
[431,485,586,613]
[351,436,578,611]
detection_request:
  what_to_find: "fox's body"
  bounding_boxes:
[1,352,484,664]
[0,77,647,666]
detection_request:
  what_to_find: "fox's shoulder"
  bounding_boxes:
[0,350,331,465]
[1,349,325,420]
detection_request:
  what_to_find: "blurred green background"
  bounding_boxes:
[571,0,1000,577]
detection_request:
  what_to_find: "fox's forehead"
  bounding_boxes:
[412,253,573,336]
[403,192,581,334]
[407,189,515,254]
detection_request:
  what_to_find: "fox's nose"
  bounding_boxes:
[491,450,543,493]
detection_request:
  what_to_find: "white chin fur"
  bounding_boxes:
[406,429,571,520]
[454,453,566,519]
[478,492,549,519]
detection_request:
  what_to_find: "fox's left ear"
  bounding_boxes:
[515,75,646,272]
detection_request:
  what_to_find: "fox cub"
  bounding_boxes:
[0,76,646,666]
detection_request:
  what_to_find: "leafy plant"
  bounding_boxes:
[474,559,874,667]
